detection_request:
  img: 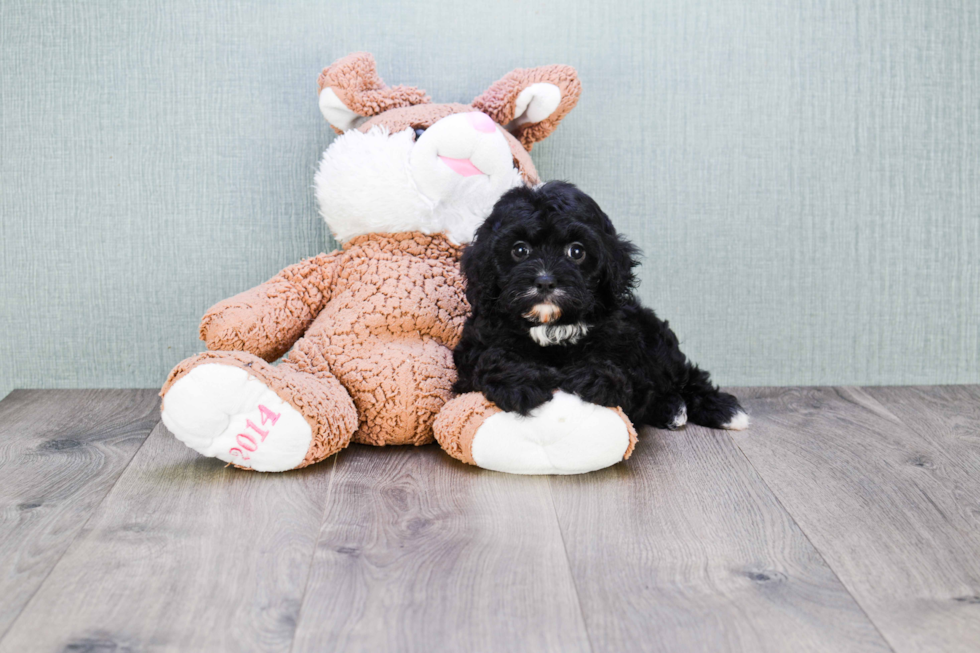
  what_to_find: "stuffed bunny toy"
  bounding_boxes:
[160,52,636,474]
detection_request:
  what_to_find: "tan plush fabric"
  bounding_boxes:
[610,405,639,460]
[472,65,582,151]
[317,52,430,134]
[432,391,502,465]
[199,251,343,362]
[357,102,469,133]
[193,232,467,451]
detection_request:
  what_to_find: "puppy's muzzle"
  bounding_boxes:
[523,302,562,324]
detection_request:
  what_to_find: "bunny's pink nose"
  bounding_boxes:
[466,111,497,133]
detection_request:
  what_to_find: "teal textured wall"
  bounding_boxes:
[1,0,978,398]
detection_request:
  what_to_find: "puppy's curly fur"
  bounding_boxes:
[453,181,747,431]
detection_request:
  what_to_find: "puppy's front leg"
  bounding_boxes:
[560,358,633,410]
[471,348,560,416]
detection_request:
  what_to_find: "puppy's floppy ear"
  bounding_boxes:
[462,185,539,314]
[603,234,639,301]
[592,207,639,302]
[472,65,581,151]
[460,229,498,317]
[461,186,528,315]
[317,52,430,133]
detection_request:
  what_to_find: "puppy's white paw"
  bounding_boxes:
[469,391,631,475]
[161,363,312,472]
[722,410,750,431]
[668,403,688,430]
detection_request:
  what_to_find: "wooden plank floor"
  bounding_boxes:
[0,390,160,638]
[0,386,978,652]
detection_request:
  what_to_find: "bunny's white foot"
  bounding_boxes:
[435,391,637,475]
[162,363,314,472]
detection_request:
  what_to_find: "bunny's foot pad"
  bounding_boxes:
[162,363,313,472]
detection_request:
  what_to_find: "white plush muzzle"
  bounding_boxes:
[314,112,522,245]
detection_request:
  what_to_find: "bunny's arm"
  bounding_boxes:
[199,251,343,361]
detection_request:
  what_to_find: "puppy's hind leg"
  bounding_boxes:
[640,393,688,430]
[682,366,748,431]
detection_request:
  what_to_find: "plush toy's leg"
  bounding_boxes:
[160,351,357,472]
[433,391,637,475]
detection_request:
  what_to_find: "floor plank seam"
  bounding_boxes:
[546,478,596,653]
[288,451,342,653]
[724,426,900,653]
[0,411,162,647]
[847,386,973,474]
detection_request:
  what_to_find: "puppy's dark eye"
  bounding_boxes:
[511,241,531,262]
[566,242,586,263]
[413,127,426,140]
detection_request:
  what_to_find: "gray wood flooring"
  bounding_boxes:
[0,386,977,652]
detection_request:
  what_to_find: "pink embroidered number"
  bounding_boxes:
[228,404,282,463]
[245,419,268,440]
[259,404,281,426]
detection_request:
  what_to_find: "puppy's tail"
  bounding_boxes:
[682,366,749,431]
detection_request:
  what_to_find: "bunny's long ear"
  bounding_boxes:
[316,52,430,133]
[472,65,581,151]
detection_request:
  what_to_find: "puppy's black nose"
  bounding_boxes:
[534,274,557,293]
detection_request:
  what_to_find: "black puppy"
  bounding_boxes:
[453,181,747,431]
